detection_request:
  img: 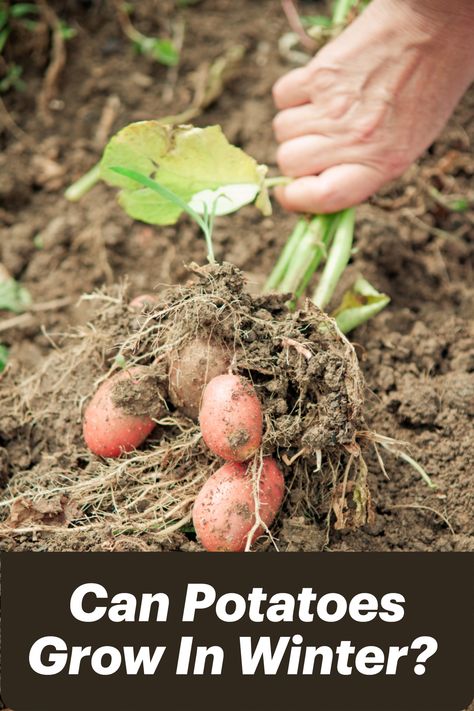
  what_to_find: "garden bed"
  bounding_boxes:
[0,0,473,554]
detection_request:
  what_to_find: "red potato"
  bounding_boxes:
[83,368,156,457]
[129,294,159,311]
[199,374,262,461]
[168,339,231,420]
[193,458,285,552]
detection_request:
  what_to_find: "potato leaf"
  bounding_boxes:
[333,276,390,333]
[188,184,260,216]
[0,278,32,313]
[100,122,270,225]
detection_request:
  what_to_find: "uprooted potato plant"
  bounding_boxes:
[0,262,379,550]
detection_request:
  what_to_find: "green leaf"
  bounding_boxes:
[110,166,206,228]
[0,344,8,373]
[301,14,332,28]
[59,20,77,40]
[333,276,390,333]
[447,197,469,212]
[114,354,127,368]
[19,17,38,31]
[134,36,179,66]
[100,122,269,225]
[151,38,179,66]
[0,63,24,93]
[10,3,39,18]
[0,9,9,32]
[0,277,32,313]
[33,233,44,249]
[109,167,215,261]
[0,25,10,52]
[180,523,196,533]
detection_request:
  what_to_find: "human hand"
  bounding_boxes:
[272,0,474,213]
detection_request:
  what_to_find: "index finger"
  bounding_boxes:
[272,66,311,109]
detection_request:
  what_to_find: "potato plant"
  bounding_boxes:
[65,119,393,552]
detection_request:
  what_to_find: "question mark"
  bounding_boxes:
[411,636,438,675]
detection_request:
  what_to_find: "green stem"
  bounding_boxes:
[278,215,328,294]
[264,176,293,189]
[64,163,101,202]
[312,207,355,309]
[332,0,357,24]
[109,166,215,263]
[294,214,340,301]
[263,217,308,292]
[335,297,390,333]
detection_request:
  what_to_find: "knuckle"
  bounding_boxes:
[272,81,282,106]
[351,116,379,143]
[350,103,387,143]
[272,112,285,140]
[326,94,352,120]
[276,143,293,173]
[316,181,336,208]
[306,61,337,91]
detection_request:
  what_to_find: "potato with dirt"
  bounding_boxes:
[199,373,263,461]
[129,294,159,311]
[83,366,165,457]
[192,457,285,552]
[168,338,231,420]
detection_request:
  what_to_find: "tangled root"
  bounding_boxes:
[0,264,372,551]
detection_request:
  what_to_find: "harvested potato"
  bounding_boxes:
[168,338,231,420]
[199,374,262,461]
[193,457,285,551]
[83,367,159,457]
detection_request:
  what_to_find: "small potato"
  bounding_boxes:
[83,367,157,457]
[199,374,262,461]
[168,338,231,420]
[193,458,285,552]
[129,294,158,311]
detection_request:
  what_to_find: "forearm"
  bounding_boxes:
[362,0,474,70]
[403,0,474,20]
[383,0,474,47]
[272,0,474,214]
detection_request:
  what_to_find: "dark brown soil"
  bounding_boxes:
[0,0,473,556]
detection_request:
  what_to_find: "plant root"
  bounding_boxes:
[0,264,374,551]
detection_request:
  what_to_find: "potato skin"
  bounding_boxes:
[199,374,262,461]
[193,458,285,552]
[168,339,231,420]
[83,368,156,457]
[129,294,158,311]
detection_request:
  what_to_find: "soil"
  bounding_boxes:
[0,0,473,558]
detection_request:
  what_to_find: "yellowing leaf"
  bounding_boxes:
[333,276,390,334]
[100,121,269,225]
